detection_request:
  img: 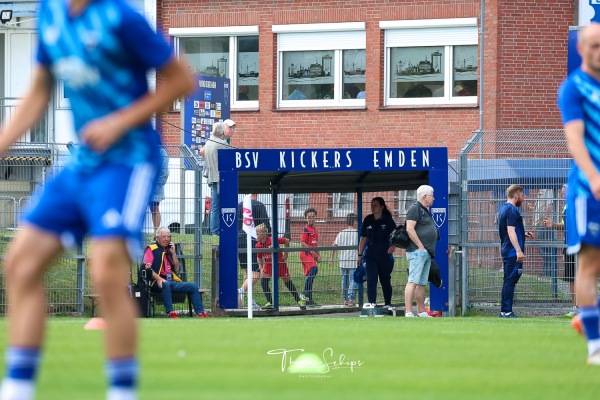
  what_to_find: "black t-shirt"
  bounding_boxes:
[405,202,438,257]
[360,213,396,257]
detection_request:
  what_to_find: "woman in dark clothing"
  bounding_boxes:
[357,197,397,308]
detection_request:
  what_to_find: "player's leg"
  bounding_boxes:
[209,183,220,235]
[500,258,522,317]
[90,239,139,399]
[0,227,63,400]
[149,202,160,232]
[575,245,600,363]
[364,257,379,304]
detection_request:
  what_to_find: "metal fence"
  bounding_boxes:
[457,129,574,314]
[0,143,210,316]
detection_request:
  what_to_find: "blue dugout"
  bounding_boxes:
[217,147,449,312]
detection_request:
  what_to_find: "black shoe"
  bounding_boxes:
[499,312,518,318]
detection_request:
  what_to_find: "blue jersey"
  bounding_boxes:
[498,202,525,261]
[36,0,173,170]
[557,68,600,198]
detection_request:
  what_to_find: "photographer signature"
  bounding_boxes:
[267,348,364,373]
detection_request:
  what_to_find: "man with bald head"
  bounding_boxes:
[558,22,600,366]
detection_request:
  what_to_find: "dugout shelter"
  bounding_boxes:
[218,147,449,312]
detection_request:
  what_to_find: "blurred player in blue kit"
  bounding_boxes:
[0,0,193,399]
[557,22,600,366]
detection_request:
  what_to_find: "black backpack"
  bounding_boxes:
[390,204,421,249]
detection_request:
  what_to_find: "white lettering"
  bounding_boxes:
[291,151,295,168]
[411,150,417,167]
[384,151,393,167]
[323,151,329,168]
[399,150,405,167]
[300,151,306,168]
[346,151,352,167]
[422,150,429,167]
[373,151,379,168]
[311,151,318,168]
[235,152,242,168]
[280,151,286,168]
[245,152,251,168]
[334,151,341,168]
[253,152,259,168]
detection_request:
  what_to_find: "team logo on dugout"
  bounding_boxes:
[431,208,446,228]
[222,208,236,228]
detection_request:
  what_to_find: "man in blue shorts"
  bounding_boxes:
[0,1,193,399]
[557,22,600,366]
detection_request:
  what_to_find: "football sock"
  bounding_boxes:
[284,280,301,302]
[0,347,40,400]
[261,278,272,304]
[106,358,138,400]
[579,306,600,355]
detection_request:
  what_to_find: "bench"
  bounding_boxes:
[143,288,210,318]
[84,294,101,317]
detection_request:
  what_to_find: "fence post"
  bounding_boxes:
[211,245,219,310]
[76,241,85,314]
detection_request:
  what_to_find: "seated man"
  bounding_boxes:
[142,226,208,318]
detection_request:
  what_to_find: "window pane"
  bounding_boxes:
[237,36,259,101]
[342,49,365,99]
[389,46,445,98]
[291,193,310,212]
[282,51,335,100]
[180,37,229,78]
[453,45,478,97]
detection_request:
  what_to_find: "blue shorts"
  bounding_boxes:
[406,249,431,286]
[23,162,158,257]
[566,195,600,254]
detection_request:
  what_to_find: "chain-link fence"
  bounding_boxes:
[457,130,574,314]
[0,143,211,316]
[236,191,432,310]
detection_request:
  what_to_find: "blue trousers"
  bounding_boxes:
[365,254,394,305]
[159,281,204,315]
[501,257,522,313]
[209,183,220,235]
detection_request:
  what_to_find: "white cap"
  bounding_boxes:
[223,119,236,126]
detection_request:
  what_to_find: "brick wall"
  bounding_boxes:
[157,0,573,157]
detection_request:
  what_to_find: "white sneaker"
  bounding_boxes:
[405,312,415,317]
[362,302,374,309]
[252,300,260,310]
[418,311,432,318]
[588,350,600,366]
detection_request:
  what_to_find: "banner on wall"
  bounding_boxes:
[182,75,231,165]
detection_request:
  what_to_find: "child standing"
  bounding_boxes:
[256,224,306,311]
[330,213,359,306]
[300,208,320,306]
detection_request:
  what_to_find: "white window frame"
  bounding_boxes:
[381,18,478,106]
[169,26,259,111]
[397,189,417,217]
[332,192,355,218]
[273,22,366,109]
[289,193,310,217]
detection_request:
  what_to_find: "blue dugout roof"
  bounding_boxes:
[449,158,572,192]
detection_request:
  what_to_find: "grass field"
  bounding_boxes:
[0,315,599,399]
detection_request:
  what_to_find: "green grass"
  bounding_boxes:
[0,316,599,399]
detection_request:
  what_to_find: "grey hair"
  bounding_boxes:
[416,185,434,200]
[155,226,170,237]
[211,122,225,138]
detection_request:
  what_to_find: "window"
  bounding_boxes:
[289,193,310,217]
[332,192,355,218]
[170,26,259,110]
[381,18,478,106]
[273,22,366,108]
[398,189,417,217]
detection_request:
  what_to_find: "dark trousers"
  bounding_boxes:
[303,266,318,300]
[365,254,394,305]
[501,257,523,313]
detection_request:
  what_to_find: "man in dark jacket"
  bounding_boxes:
[237,194,270,308]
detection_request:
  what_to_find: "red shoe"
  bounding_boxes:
[571,315,583,336]
[425,308,442,317]
[168,311,179,319]
[197,312,210,318]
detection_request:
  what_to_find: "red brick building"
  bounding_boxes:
[156,0,574,157]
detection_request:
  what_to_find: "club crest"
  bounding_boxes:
[431,207,446,228]
[222,208,236,228]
